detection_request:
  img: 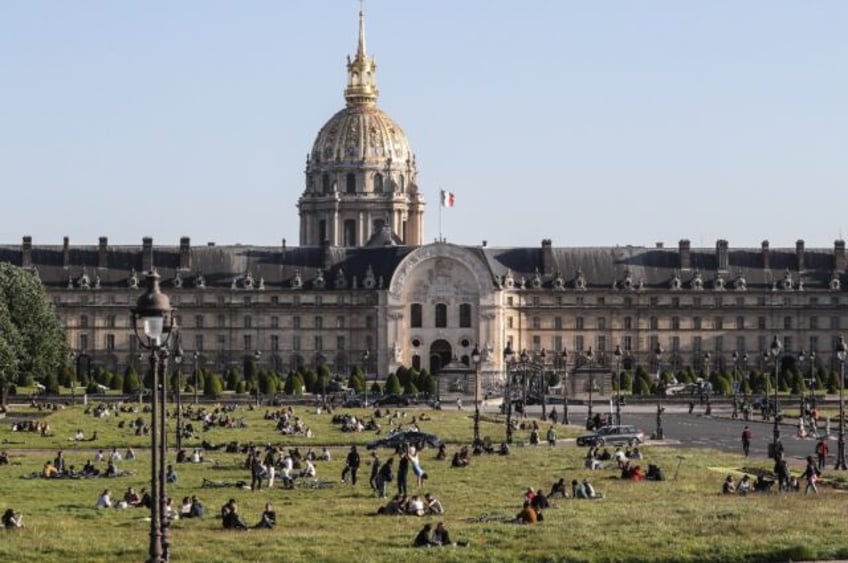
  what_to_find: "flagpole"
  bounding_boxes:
[438,188,443,242]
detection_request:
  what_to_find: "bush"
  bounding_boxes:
[385,373,402,395]
[236,380,247,394]
[44,371,60,394]
[204,373,223,398]
[123,368,142,394]
[110,372,124,391]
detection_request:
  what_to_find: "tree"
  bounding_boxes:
[0,263,68,406]
[385,372,402,395]
[123,367,142,394]
[204,373,223,398]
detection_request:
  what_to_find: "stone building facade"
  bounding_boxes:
[2,7,847,391]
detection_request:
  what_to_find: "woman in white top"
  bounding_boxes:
[95,489,113,509]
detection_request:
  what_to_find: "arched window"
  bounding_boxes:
[374,173,383,193]
[410,304,422,328]
[435,303,447,328]
[322,174,331,194]
[459,304,472,328]
[346,173,356,194]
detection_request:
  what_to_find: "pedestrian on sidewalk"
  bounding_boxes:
[741,425,752,457]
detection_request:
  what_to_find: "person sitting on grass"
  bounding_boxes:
[2,508,22,529]
[180,497,193,518]
[189,495,204,518]
[531,486,550,511]
[414,523,436,547]
[425,493,444,515]
[407,495,425,516]
[254,502,276,529]
[432,522,452,546]
[221,499,249,530]
[737,475,753,495]
[376,495,404,515]
[124,487,142,507]
[451,451,469,468]
[95,489,113,509]
[549,478,568,498]
[575,478,602,499]
[42,460,58,478]
[722,475,736,495]
[515,501,538,524]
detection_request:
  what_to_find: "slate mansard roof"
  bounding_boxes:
[1,237,845,293]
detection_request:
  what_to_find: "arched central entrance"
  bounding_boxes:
[429,339,452,374]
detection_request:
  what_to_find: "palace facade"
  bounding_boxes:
[2,8,847,390]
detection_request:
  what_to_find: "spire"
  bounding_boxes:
[344,0,378,107]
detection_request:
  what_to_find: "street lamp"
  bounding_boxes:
[586,347,595,429]
[539,348,547,420]
[655,342,665,440]
[253,349,262,407]
[703,352,711,412]
[732,350,739,419]
[519,349,529,418]
[192,351,200,405]
[68,351,76,404]
[471,344,482,447]
[131,270,177,563]
[613,345,622,426]
[836,336,847,470]
[770,335,782,460]
[798,350,807,419]
[173,339,184,452]
[503,343,515,444]
[560,348,569,425]
[362,349,370,407]
[742,353,749,402]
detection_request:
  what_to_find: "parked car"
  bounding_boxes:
[576,424,645,447]
[366,431,443,451]
[341,396,369,408]
[373,394,413,407]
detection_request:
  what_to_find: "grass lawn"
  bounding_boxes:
[0,400,846,562]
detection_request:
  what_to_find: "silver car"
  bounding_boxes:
[576,424,645,447]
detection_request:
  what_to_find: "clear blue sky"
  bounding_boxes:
[1,1,846,249]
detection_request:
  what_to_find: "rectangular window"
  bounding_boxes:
[554,335,563,352]
[650,297,658,307]
[271,335,280,352]
[532,296,540,306]
[315,336,323,352]
[597,317,606,331]
[292,335,301,351]
[365,316,374,329]
[218,295,226,306]
[576,317,584,330]
[271,296,279,305]
[576,296,584,306]
[623,336,633,351]
[507,296,514,306]
[79,334,88,351]
[810,316,818,330]
[271,316,279,329]
[243,296,252,305]
[672,297,680,308]
[107,315,116,329]
[217,335,226,351]
[315,316,323,330]
[597,297,605,305]
[693,337,702,353]
[715,336,723,352]
[574,335,584,352]
[243,335,252,351]
[672,336,680,352]
[758,317,766,330]
[783,336,792,354]
[597,335,606,353]
[293,316,301,329]
[650,317,658,330]
[217,314,226,329]
[783,316,792,330]
[554,317,562,330]
[80,315,88,329]
[195,335,204,352]
[336,316,345,329]
[758,335,767,354]
[736,336,745,353]
[714,317,723,330]
[624,317,632,330]
[106,334,115,351]
[532,335,541,350]
[459,304,472,328]
[832,316,840,330]
[434,304,447,328]
[195,315,204,328]
[532,317,541,329]
[624,297,633,307]
[693,317,702,330]
[693,297,702,308]
[410,304,422,328]
[671,317,680,330]
[244,316,252,329]
[649,335,658,354]
[809,335,818,353]
[336,335,345,351]
[736,316,744,330]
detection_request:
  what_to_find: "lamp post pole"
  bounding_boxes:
[503,344,515,444]
[131,271,176,563]
[703,352,712,415]
[613,345,622,426]
[809,350,817,411]
[655,343,665,440]
[471,345,482,447]
[68,351,76,405]
[798,350,806,419]
[174,339,184,452]
[519,349,529,418]
[192,351,200,405]
[539,348,547,420]
[561,348,569,425]
[75,350,90,406]
[742,353,749,403]
[253,349,262,408]
[836,336,847,470]
[732,350,739,419]
[586,347,595,429]
[770,336,782,460]
[362,349,370,407]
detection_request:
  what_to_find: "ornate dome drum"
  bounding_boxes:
[311,106,411,164]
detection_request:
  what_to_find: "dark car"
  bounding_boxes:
[576,424,645,447]
[373,394,412,407]
[366,431,443,451]
[341,396,369,408]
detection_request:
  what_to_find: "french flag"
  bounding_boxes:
[441,190,455,208]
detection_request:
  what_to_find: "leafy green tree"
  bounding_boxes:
[301,368,318,393]
[385,372,402,395]
[0,263,68,406]
[123,367,142,394]
[110,372,124,391]
[45,370,60,394]
[204,373,223,398]
[419,372,436,395]
[236,380,247,394]
[225,367,242,391]
[619,371,633,393]
[827,370,839,394]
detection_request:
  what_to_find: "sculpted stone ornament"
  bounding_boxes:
[291,270,303,289]
[363,265,376,289]
[195,273,206,289]
[128,270,139,289]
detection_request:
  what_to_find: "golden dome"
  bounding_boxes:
[310,106,412,163]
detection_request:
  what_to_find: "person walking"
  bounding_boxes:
[815,438,829,469]
[341,445,361,485]
[369,452,381,492]
[741,425,752,457]
[803,455,821,494]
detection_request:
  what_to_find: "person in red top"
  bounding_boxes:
[815,439,829,469]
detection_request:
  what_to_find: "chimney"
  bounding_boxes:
[541,239,554,275]
[835,240,847,272]
[716,239,729,272]
[655,242,664,249]
[21,236,32,268]
[761,240,770,270]
[321,238,333,270]
[63,236,70,268]
[796,239,805,271]
[98,236,108,269]
[142,237,153,272]
[679,239,691,270]
[179,236,191,270]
